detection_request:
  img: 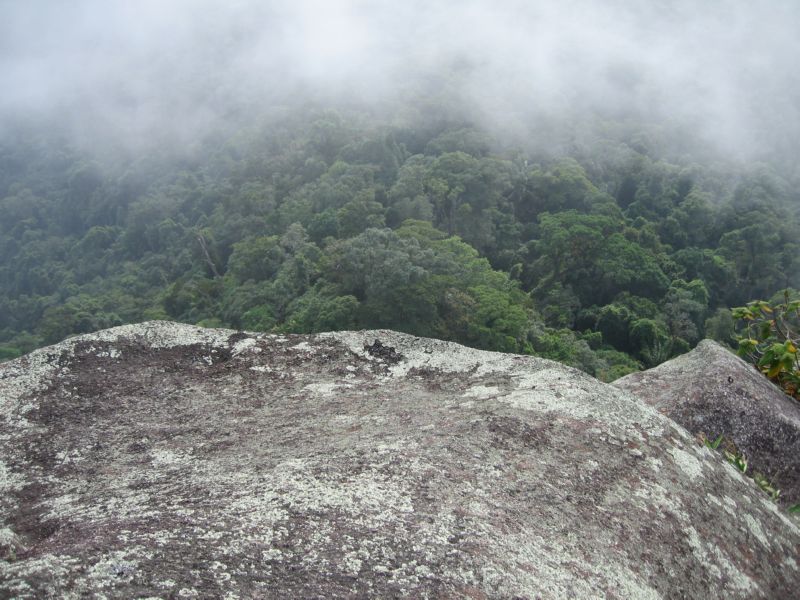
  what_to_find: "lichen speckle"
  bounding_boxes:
[743,514,770,548]
[668,446,705,480]
[231,337,259,356]
[1,322,798,598]
[0,460,24,495]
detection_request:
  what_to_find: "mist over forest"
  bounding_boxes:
[1,0,799,378]
[3,1,799,158]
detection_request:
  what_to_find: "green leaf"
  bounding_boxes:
[737,338,757,357]
[767,363,783,378]
[731,307,751,320]
[757,350,776,367]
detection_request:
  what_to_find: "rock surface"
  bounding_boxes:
[615,339,800,506]
[0,322,798,599]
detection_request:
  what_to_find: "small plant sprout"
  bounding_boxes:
[753,472,780,502]
[700,433,791,505]
[723,449,748,474]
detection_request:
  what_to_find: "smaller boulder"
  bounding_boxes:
[615,339,800,505]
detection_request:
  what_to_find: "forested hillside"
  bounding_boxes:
[2,106,798,379]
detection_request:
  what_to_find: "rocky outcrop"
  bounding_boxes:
[1,322,798,599]
[615,339,800,506]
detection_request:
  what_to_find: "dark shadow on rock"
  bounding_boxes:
[364,338,402,363]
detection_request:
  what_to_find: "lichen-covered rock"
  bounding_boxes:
[615,339,800,506]
[1,322,798,599]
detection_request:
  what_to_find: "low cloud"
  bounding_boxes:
[1,0,797,159]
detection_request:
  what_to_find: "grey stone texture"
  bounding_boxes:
[616,339,800,506]
[1,323,798,598]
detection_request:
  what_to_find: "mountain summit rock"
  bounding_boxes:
[615,339,800,506]
[1,322,798,598]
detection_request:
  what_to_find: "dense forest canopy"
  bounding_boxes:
[1,1,799,379]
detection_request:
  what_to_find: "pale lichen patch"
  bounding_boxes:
[684,525,722,580]
[462,385,500,398]
[92,346,122,359]
[645,456,663,472]
[85,550,139,588]
[88,321,233,349]
[709,545,758,594]
[0,460,24,494]
[484,531,662,600]
[262,460,416,518]
[668,447,704,480]
[342,551,363,576]
[54,448,86,466]
[150,448,191,468]
[757,497,800,534]
[231,337,259,356]
[742,514,770,548]
[226,494,288,532]
[302,382,340,397]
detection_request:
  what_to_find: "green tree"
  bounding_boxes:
[226,236,284,283]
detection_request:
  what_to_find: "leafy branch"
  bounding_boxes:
[733,291,800,400]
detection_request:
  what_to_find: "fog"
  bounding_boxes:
[1,0,798,160]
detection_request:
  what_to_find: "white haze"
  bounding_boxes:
[1,0,798,159]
